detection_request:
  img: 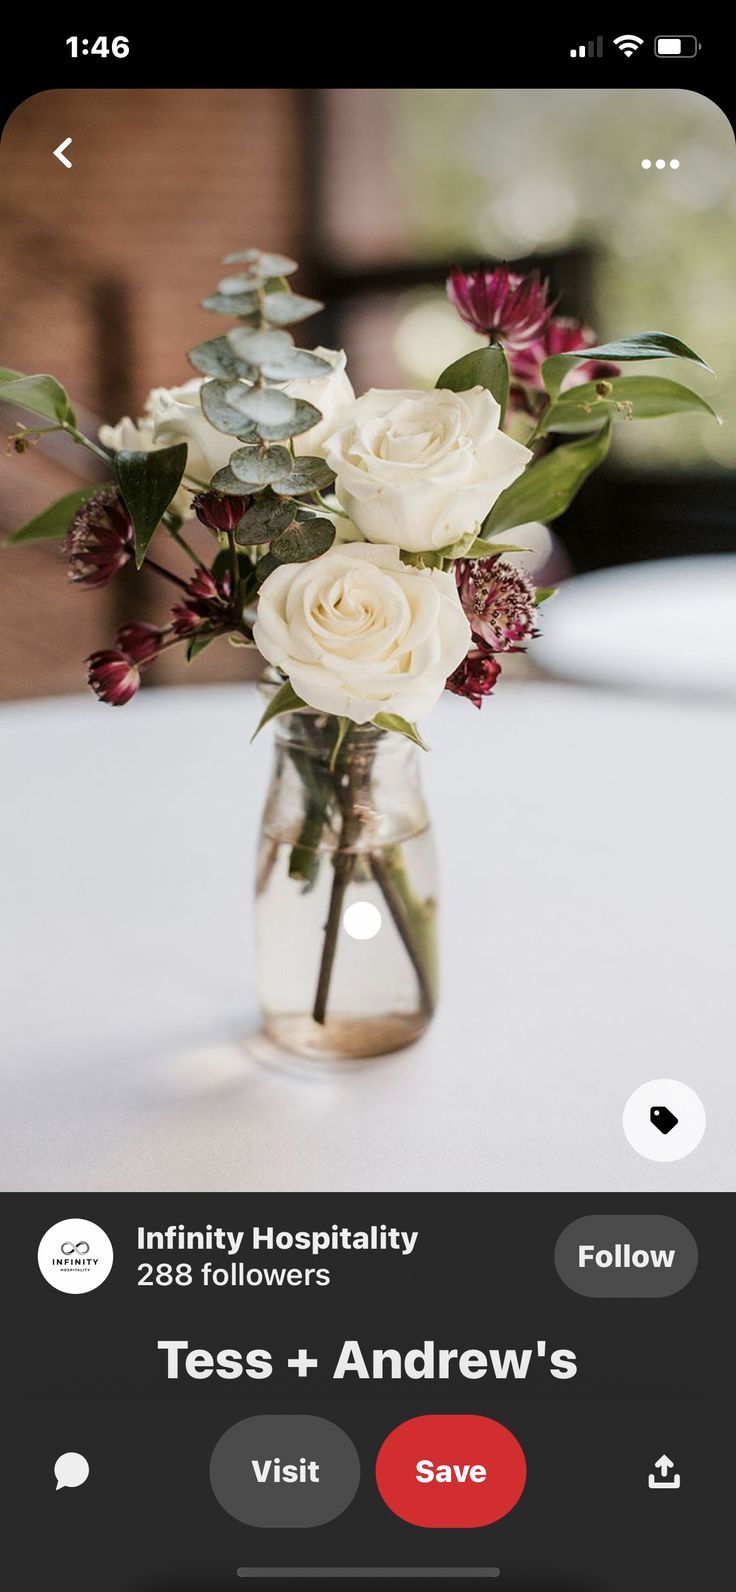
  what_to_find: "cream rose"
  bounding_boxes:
[323,386,531,553]
[99,378,235,519]
[284,347,355,458]
[253,542,471,724]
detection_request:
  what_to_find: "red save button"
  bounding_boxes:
[376,1414,526,1528]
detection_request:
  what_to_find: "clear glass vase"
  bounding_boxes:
[255,705,438,1063]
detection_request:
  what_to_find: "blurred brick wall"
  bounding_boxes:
[0,88,305,700]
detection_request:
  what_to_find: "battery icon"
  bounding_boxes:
[655,35,700,56]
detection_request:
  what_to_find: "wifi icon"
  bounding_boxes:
[614,33,644,56]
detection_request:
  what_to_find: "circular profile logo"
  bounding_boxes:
[37,1218,114,1295]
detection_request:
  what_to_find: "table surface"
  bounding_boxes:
[2,673,734,1192]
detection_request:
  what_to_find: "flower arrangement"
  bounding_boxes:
[2,253,716,1058]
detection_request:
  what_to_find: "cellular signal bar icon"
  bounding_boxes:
[570,36,604,58]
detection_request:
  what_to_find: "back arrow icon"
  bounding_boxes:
[53,138,73,168]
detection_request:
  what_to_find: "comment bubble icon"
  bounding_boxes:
[54,1452,90,1491]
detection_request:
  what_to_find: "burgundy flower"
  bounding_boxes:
[455,558,537,652]
[87,649,142,706]
[63,488,134,588]
[447,265,553,348]
[115,623,166,663]
[192,490,250,534]
[510,316,620,394]
[445,650,501,708]
[171,565,235,636]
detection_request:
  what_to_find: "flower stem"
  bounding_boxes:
[368,852,435,1016]
[312,848,357,1025]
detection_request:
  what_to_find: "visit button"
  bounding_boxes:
[376,1414,526,1528]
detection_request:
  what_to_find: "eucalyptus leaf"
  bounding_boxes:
[541,374,719,434]
[254,399,323,443]
[255,552,281,585]
[116,443,188,567]
[201,380,259,438]
[260,349,332,381]
[188,336,256,381]
[438,344,510,419]
[201,292,259,318]
[228,386,298,425]
[252,679,306,740]
[217,274,261,295]
[271,516,335,563]
[542,332,712,400]
[271,456,335,495]
[235,493,296,545]
[223,250,298,276]
[211,465,256,495]
[262,291,324,326]
[0,371,76,427]
[483,424,612,536]
[6,484,112,544]
[228,445,292,487]
[373,714,429,751]
[227,327,294,364]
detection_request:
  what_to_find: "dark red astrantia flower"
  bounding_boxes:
[447,265,553,348]
[455,558,537,652]
[171,566,235,636]
[87,649,142,706]
[192,490,250,534]
[510,316,621,393]
[63,488,135,588]
[445,650,502,708]
[86,623,165,705]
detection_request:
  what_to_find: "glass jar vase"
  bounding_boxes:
[255,707,438,1062]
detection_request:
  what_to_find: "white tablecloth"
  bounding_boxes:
[2,679,733,1191]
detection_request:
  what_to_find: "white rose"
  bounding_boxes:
[253,542,471,724]
[99,379,235,520]
[283,347,355,458]
[324,386,531,553]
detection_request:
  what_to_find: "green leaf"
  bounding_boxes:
[228,444,292,487]
[483,423,612,535]
[373,713,429,751]
[116,443,188,567]
[259,349,332,381]
[186,632,217,661]
[6,484,111,544]
[438,344,510,419]
[271,456,335,496]
[262,291,324,326]
[460,537,529,560]
[534,586,557,606]
[329,716,352,771]
[271,516,335,563]
[542,332,713,400]
[235,493,296,545]
[200,380,258,437]
[0,370,76,427]
[188,336,256,381]
[227,327,294,365]
[252,679,306,740]
[201,292,259,318]
[541,374,719,434]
